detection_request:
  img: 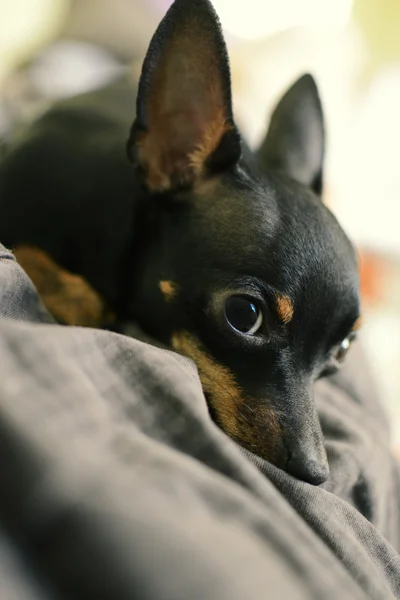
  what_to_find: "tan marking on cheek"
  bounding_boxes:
[172,331,241,438]
[159,280,178,302]
[352,316,363,332]
[14,246,114,328]
[171,331,282,461]
[276,294,294,324]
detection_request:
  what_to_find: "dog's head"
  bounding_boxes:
[127,0,360,484]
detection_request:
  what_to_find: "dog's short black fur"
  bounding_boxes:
[0,0,360,484]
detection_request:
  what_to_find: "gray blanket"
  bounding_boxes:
[0,244,400,599]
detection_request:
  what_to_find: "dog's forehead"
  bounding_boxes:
[190,173,280,255]
[188,173,357,293]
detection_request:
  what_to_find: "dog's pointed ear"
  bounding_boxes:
[258,74,325,196]
[127,0,241,193]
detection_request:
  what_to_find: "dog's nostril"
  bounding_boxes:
[286,451,329,485]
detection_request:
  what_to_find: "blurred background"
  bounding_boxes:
[0,0,399,448]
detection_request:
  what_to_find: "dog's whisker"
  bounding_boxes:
[238,411,251,425]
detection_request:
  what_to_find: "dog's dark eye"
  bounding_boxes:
[335,337,351,363]
[224,296,263,335]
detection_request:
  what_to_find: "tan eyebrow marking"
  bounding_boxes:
[172,331,242,438]
[276,294,294,324]
[159,280,178,301]
[352,316,363,332]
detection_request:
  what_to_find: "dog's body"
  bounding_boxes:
[0,78,141,315]
[0,0,360,484]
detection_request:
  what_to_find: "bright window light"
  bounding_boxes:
[212,0,353,39]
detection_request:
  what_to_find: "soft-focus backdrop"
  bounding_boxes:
[1,0,399,448]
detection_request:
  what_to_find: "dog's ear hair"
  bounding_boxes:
[127,0,241,193]
[258,74,325,196]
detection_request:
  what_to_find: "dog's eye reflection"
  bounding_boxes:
[224,296,263,335]
[335,337,351,363]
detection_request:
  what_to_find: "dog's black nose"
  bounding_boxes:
[286,448,329,485]
[273,384,330,485]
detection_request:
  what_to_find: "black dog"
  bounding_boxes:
[0,0,360,484]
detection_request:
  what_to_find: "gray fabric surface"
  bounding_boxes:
[0,244,400,599]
